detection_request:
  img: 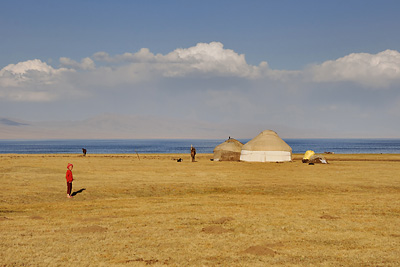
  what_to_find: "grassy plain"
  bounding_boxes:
[1,153,400,266]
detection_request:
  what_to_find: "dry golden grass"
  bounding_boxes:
[1,153,400,266]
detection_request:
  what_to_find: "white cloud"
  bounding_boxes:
[309,49,400,87]
[91,42,265,78]
[0,59,73,101]
[92,48,157,63]
[59,57,95,70]
[161,42,258,77]
[1,59,54,75]
[89,45,400,86]
[0,59,71,84]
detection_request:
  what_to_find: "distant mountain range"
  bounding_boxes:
[0,118,29,126]
[3,114,364,140]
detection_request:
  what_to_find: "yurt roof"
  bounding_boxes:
[214,138,243,153]
[242,130,292,152]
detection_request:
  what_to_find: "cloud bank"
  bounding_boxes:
[0,59,72,101]
[309,49,400,87]
[1,42,399,102]
[1,42,400,138]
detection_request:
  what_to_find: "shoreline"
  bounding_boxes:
[2,153,400,162]
[1,139,399,155]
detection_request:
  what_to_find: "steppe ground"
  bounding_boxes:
[1,153,400,266]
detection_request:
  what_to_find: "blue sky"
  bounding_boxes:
[1,0,400,139]
[3,0,399,68]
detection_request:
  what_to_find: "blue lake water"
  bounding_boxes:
[0,139,400,154]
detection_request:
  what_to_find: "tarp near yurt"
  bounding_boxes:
[240,130,292,162]
[213,138,243,161]
[308,154,328,164]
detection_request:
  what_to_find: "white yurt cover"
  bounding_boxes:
[240,130,292,162]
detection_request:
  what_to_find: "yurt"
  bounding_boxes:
[213,138,244,161]
[240,130,292,162]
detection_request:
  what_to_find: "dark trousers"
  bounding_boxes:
[67,182,72,195]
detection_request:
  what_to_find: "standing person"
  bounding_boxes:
[66,163,74,198]
[190,145,196,162]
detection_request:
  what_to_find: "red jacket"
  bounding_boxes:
[66,169,73,182]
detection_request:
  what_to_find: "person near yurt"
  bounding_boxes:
[240,130,292,162]
[213,138,244,161]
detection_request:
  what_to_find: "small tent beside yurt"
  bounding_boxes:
[240,130,292,162]
[213,138,244,161]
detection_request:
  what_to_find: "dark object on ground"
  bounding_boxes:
[71,188,86,197]
[82,148,87,156]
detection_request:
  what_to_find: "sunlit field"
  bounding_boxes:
[1,153,400,266]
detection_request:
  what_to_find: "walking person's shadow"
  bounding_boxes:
[71,188,86,197]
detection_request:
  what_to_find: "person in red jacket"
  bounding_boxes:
[66,163,74,198]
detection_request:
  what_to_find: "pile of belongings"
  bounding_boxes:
[302,150,328,164]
